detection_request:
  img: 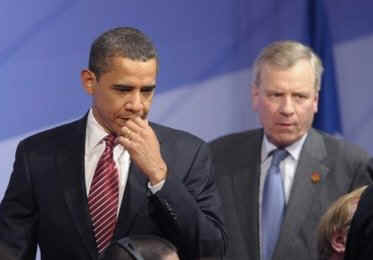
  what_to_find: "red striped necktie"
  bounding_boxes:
[88,134,119,254]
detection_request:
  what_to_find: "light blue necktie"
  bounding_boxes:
[262,149,288,260]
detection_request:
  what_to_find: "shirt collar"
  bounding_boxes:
[261,132,308,163]
[86,109,111,155]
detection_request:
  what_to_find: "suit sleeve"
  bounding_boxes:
[148,141,226,259]
[0,141,38,260]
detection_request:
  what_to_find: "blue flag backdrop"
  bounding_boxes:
[308,0,343,135]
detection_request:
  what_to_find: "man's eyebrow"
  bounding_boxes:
[112,84,133,89]
[111,84,156,90]
[142,85,156,89]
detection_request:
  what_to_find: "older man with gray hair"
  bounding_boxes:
[209,40,372,260]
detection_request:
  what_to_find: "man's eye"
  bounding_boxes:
[270,93,282,97]
[114,87,132,92]
[142,87,155,92]
[295,94,307,99]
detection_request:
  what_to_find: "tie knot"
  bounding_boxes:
[104,134,117,149]
[270,149,288,168]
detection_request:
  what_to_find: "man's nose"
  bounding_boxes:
[279,96,295,115]
[127,91,143,112]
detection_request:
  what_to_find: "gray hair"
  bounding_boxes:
[252,40,323,91]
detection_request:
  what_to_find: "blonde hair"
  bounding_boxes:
[317,185,367,260]
[252,40,324,91]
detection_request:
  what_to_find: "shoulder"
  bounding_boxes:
[308,129,372,183]
[209,129,262,153]
[150,122,205,149]
[314,129,370,161]
[149,122,211,174]
[18,117,85,151]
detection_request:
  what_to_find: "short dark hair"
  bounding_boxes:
[104,235,178,260]
[88,27,158,79]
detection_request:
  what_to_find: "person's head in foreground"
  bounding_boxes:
[317,185,367,260]
[104,235,179,260]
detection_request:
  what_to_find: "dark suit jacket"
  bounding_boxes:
[0,116,226,260]
[209,128,372,260]
[344,161,373,260]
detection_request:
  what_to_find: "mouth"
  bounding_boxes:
[117,117,131,124]
[117,114,146,124]
[276,123,296,130]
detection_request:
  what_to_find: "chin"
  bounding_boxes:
[271,134,298,147]
[283,136,303,146]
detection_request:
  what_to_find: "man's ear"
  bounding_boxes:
[251,84,259,112]
[330,231,347,254]
[81,69,97,95]
[313,91,319,114]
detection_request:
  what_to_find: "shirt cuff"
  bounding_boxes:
[147,179,165,193]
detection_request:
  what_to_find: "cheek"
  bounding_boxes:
[143,96,153,110]
[260,101,277,118]
[97,94,125,117]
[298,105,316,126]
[258,105,277,128]
[95,89,114,105]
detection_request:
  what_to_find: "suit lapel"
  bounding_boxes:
[114,163,148,238]
[275,129,329,256]
[232,130,262,260]
[57,117,99,260]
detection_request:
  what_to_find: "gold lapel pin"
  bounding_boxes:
[311,172,321,184]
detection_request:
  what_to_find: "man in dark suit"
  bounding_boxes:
[0,27,225,260]
[209,40,372,260]
[344,159,373,260]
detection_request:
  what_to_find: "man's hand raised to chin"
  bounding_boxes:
[117,117,167,185]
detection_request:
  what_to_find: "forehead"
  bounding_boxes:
[260,59,316,91]
[98,56,158,86]
[108,56,157,74]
